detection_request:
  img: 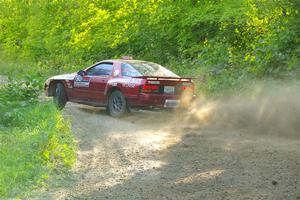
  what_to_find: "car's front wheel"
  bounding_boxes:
[53,82,67,109]
[108,90,126,117]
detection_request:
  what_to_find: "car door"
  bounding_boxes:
[72,73,92,101]
[86,63,113,103]
[72,63,113,102]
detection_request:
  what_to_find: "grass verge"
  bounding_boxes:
[0,78,76,199]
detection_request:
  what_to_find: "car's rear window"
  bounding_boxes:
[122,61,179,77]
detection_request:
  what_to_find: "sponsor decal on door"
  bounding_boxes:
[74,75,90,87]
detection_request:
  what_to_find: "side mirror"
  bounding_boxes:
[77,70,85,76]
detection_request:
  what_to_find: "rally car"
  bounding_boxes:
[44,58,195,117]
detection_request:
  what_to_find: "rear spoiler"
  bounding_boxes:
[133,76,193,82]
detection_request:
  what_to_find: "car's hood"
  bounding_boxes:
[50,73,77,80]
[45,73,76,86]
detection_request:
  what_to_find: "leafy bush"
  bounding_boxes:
[0,78,76,198]
[0,76,40,127]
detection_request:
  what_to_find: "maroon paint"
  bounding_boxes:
[44,60,195,108]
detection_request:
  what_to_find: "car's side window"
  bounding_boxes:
[87,63,113,76]
[121,63,142,77]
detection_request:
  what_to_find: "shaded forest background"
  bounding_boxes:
[0,0,299,92]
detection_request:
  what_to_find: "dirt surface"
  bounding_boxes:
[34,84,300,200]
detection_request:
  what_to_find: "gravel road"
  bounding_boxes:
[34,84,300,200]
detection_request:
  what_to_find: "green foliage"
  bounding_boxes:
[0,1,298,197]
[0,76,41,126]
[0,0,299,92]
[0,79,76,198]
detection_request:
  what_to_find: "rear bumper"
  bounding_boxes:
[164,99,180,108]
[142,93,178,108]
[127,93,182,108]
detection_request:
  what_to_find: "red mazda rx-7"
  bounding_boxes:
[44,58,195,117]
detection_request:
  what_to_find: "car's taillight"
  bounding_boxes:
[140,85,160,93]
[177,82,194,94]
[181,86,188,90]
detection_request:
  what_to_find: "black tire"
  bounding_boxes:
[126,102,132,113]
[53,83,67,109]
[108,90,126,117]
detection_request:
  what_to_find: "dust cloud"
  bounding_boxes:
[179,81,300,139]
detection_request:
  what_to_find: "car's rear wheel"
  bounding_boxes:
[108,90,126,117]
[53,83,67,109]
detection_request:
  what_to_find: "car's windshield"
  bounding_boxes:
[122,61,179,77]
